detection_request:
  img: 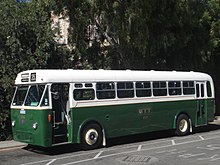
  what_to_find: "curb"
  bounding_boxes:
[215,116,220,120]
[0,140,26,151]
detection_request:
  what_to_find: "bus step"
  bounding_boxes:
[54,134,66,137]
[53,135,68,144]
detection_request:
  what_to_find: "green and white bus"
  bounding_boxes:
[11,69,215,149]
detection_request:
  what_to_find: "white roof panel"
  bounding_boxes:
[15,69,213,84]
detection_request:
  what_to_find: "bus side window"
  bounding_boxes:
[153,81,167,96]
[73,89,95,101]
[168,81,181,95]
[207,81,212,97]
[96,82,115,99]
[183,81,195,95]
[117,82,134,98]
[136,81,151,97]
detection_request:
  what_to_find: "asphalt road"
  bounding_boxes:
[1,124,220,165]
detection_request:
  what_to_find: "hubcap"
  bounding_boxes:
[85,129,98,145]
[179,119,188,133]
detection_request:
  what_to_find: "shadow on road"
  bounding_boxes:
[23,143,81,155]
[23,123,220,155]
[193,123,220,134]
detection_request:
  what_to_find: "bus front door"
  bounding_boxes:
[196,82,207,126]
[51,83,70,144]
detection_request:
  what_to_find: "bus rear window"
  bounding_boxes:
[207,81,212,97]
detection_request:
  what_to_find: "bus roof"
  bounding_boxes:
[15,69,213,85]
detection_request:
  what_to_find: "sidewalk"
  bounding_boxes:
[0,140,26,150]
[210,116,220,125]
[1,116,220,151]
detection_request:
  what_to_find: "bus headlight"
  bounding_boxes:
[32,122,38,130]
[12,121,16,127]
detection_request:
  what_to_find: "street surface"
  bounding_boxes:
[1,124,220,165]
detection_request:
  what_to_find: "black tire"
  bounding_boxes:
[175,114,190,136]
[80,123,103,150]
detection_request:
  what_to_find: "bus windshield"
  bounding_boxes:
[12,85,46,106]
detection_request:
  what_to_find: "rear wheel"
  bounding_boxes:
[80,123,103,150]
[175,114,190,136]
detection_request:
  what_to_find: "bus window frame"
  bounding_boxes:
[73,82,96,101]
[96,82,116,100]
[12,85,29,106]
[24,84,45,107]
[116,82,134,98]
[11,84,51,108]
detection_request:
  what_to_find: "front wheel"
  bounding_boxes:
[80,123,103,150]
[175,114,190,136]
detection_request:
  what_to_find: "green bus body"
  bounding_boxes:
[11,109,52,146]
[11,99,215,147]
[10,70,216,148]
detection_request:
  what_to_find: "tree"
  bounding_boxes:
[201,0,220,115]
[0,0,55,129]
[61,0,212,71]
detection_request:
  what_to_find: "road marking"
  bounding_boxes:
[178,153,206,158]
[197,144,220,151]
[137,145,142,151]
[167,150,186,155]
[45,159,56,165]
[60,134,220,165]
[20,151,98,165]
[156,149,186,155]
[210,157,220,161]
[171,140,175,145]
[156,149,177,154]
[197,154,219,161]
[93,151,103,159]
[21,132,220,165]
[198,135,205,140]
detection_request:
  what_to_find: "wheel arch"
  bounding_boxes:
[173,112,192,133]
[77,119,106,146]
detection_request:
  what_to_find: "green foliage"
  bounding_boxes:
[1,0,220,134]
[60,0,218,71]
[0,0,55,130]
